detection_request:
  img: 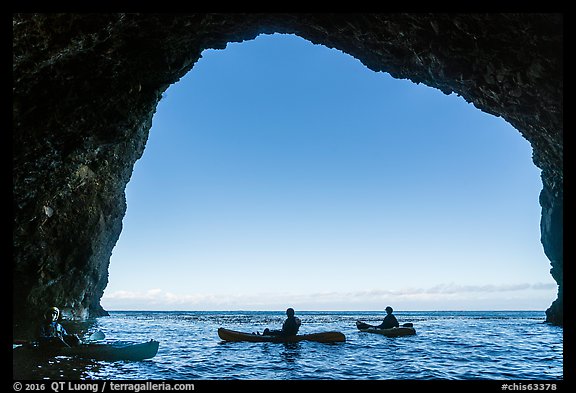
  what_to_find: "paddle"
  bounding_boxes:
[87,330,105,342]
[53,330,106,345]
[14,330,106,348]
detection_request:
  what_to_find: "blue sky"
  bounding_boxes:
[101,33,556,311]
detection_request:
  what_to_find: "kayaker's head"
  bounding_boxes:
[286,308,295,317]
[385,306,393,314]
[45,306,60,322]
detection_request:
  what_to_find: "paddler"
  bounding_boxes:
[37,306,80,347]
[262,307,302,336]
[377,306,400,329]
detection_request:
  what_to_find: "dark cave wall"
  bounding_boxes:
[12,13,563,330]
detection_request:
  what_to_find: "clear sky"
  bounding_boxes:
[101,33,557,312]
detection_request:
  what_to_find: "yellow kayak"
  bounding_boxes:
[356,320,416,337]
[218,327,345,343]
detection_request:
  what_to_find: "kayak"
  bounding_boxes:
[13,339,159,361]
[218,327,345,343]
[356,320,416,337]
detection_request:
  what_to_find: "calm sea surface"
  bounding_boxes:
[13,311,563,382]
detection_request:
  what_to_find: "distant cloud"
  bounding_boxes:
[102,282,556,311]
[348,282,555,296]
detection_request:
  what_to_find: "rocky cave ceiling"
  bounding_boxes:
[12,13,563,330]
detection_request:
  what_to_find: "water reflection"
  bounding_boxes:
[280,342,301,363]
[13,352,105,380]
[13,318,105,380]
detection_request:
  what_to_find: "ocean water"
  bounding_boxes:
[13,311,563,381]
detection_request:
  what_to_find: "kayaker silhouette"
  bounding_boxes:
[260,308,302,336]
[37,306,80,347]
[378,306,400,329]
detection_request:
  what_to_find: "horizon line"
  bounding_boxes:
[100,309,548,313]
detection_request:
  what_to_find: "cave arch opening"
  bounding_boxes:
[102,33,556,312]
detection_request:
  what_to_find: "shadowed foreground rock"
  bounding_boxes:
[12,13,563,332]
